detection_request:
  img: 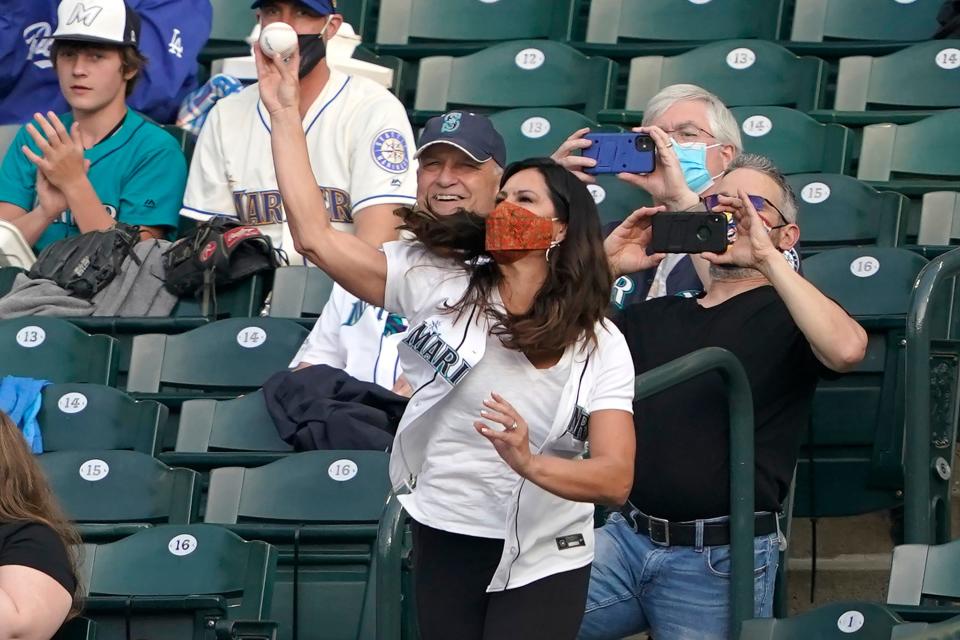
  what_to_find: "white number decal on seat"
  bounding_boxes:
[328,459,359,482]
[801,182,831,204]
[837,610,865,633]
[237,327,267,348]
[515,48,545,70]
[79,459,109,482]
[58,392,88,414]
[850,257,880,278]
[168,534,198,556]
[726,48,756,70]
[16,326,46,348]
[520,117,551,139]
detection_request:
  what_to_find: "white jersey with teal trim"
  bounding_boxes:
[180,69,418,265]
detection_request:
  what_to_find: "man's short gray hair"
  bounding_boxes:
[724,153,799,224]
[642,84,743,153]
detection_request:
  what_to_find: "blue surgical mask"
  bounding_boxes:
[672,138,722,195]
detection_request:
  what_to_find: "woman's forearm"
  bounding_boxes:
[524,455,632,507]
[269,110,333,260]
[268,110,389,306]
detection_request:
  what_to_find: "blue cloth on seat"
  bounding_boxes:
[0,375,50,454]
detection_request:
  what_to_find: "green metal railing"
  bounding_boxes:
[633,347,756,637]
[373,346,756,639]
[905,248,960,544]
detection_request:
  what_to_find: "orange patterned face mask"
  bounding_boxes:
[484,201,556,262]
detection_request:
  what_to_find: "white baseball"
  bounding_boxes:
[259,22,298,58]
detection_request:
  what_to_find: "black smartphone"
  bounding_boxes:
[582,133,656,175]
[649,213,728,254]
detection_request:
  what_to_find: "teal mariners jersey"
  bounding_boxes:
[0,109,186,250]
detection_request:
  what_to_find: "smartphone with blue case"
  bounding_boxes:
[582,132,656,175]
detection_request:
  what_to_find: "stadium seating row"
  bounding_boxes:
[206,0,949,56]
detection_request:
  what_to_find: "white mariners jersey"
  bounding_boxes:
[180,69,418,265]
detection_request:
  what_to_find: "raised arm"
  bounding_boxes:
[703,190,867,372]
[255,45,388,307]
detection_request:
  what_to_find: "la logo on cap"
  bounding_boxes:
[67,3,103,27]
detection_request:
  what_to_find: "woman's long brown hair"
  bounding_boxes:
[400,157,614,356]
[0,412,83,616]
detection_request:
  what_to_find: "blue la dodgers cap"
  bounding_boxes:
[416,112,507,167]
[250,0,338,14]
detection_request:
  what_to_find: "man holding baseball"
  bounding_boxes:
[179,0,418,261]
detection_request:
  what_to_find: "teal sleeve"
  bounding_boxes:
[117,131,187,236]
[0,125,38,211]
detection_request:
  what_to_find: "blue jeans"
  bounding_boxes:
[577,512,780,640]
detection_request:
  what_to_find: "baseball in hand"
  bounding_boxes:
[259,22,298,58]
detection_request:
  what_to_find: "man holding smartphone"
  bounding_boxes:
[553,84,741,304]
[576,154,868,640]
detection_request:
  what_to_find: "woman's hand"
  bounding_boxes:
[475,392,535,477]
[253,42,301,116]
[550,127,597,184]
[604,206,667,277]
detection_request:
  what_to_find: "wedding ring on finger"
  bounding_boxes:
[506,421,519,432]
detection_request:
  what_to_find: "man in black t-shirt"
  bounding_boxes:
[578,155,868,640]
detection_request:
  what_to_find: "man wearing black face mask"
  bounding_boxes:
[179,0,418,262]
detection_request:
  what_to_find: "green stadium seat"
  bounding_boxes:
[53,617,96,640]
[204,451,398,640]
[857,110,960,197]
[81,524,278,640]
[890,616,960,639]
[796,248,959,518]
[125,318,308,395]
[589,174,654,227]
[338,0,376,42]
[375,0,578,47]
[201,0,255,63]
[160,125,197,164]
[488,108,619,165]
[730,107,854,175]
[267,267,335,320]
[621,40,827,112]
[586,0,785,44]
[412,40,617,122]
[161,391,293,472]
[784,174,909,256]
[739,601,905,639]
[888,539,960,609]
[41,450,199,542]
[38,384,165,455]
[0,266,25,297]
[791,0,943,43]
[0,318,118,385]
[834,40,960,111]
[917,192,960,246]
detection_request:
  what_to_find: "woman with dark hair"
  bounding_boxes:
[0,412,82,640]
[255,47,636,640]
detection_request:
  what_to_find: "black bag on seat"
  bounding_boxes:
[28,223,140,299]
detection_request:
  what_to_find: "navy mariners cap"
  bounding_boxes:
[250,0,338,14]
[416,112,507,167]
[53,0,141,47]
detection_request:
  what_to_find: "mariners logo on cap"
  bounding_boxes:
[440,112,462,133]
[372,130,409,174]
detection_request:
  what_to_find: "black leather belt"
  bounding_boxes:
[619,507,778,547]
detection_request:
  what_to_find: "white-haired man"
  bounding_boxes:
[554,84,746,305]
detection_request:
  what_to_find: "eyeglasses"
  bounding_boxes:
[661,125,716,142]
[702,193,789,228]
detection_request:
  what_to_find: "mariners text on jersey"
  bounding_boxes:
[179,69,418,263]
